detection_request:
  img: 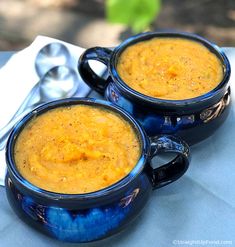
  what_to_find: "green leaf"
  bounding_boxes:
[106,0,161,33]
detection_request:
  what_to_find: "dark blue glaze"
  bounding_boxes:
[5,98,189,242]
[105,82,231,145]
[6,172,151,242]
[78,31,231,145]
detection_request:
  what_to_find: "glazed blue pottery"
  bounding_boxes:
[78,31,231,145]
[5,98,190,243]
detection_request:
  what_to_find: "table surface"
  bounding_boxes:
[0,49,235,247]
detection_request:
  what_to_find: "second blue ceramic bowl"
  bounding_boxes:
[79,31,231,145]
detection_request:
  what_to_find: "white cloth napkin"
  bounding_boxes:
[0,36,106,185]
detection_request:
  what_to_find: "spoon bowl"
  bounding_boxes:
[35,42,71,78]
[39,65,79,100]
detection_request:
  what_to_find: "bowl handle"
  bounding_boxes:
[148,135,190,190]
[78,47,112,95]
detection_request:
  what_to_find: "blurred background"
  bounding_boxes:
[0,0,235,51]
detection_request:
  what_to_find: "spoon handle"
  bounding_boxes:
[0,82,39,151]
[8,83,39,123]
[0,103,39,151]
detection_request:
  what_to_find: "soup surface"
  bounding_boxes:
[14,105,140,194]
[117,37,223,100]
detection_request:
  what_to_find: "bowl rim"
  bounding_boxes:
[109,31,231,107]
[5,98,149,200]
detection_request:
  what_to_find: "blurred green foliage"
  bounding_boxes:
[106,0,161,33]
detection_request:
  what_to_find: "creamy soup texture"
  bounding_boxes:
[117,38,223,100]
[14,105,140,194]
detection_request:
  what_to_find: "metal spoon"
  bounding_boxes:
[0,65,79,150]
[35,42,71,78]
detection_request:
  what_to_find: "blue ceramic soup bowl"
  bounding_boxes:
[78,31,231,145]
[5,98,189,243]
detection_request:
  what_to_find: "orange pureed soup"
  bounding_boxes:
[117,38,224,100]
[14,105,140,194]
